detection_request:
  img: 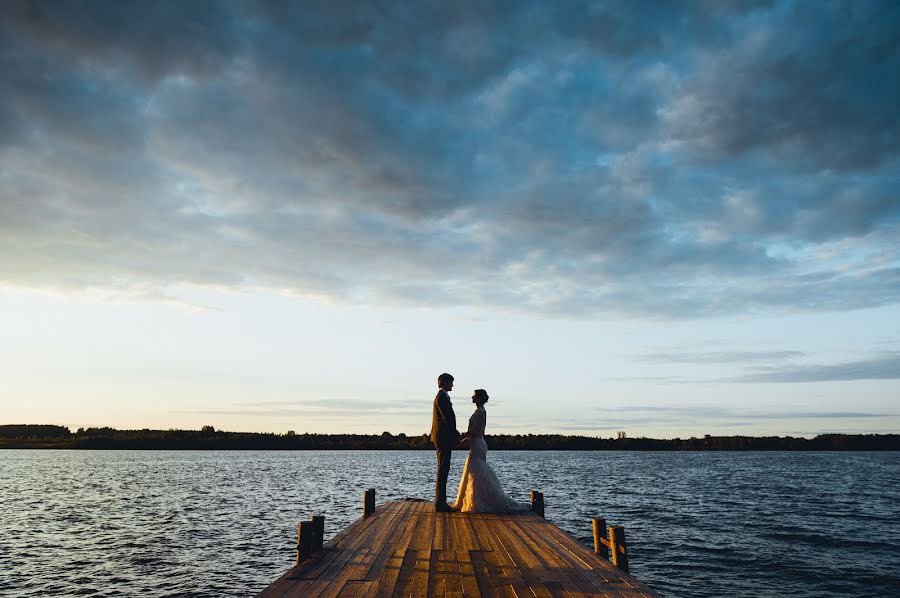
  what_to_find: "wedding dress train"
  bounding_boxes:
[450,406,530,514]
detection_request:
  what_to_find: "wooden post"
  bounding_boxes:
[297,520,315,564]
[592,517,609,559]
[608,525,629,573]
[312,515,325,551]
[363,488,375,517]
[530,490,545,517]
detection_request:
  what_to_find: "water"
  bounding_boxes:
[1,450,898,597]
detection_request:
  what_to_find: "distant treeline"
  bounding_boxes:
[1,424,898,450]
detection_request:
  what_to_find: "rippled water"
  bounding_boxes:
[2,450,899,597]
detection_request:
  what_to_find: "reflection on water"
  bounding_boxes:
[1,450,899,597]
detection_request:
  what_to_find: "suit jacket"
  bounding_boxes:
[430,390,460,448]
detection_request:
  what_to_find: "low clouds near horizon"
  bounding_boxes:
[1,0,899,318]
[627,350,900,384]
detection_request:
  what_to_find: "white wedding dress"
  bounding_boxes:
[450,406,530,514]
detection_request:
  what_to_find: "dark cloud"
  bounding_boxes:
[732,353,900,383]
[0,1,898,317]
[1,0,242,82]
[663,1,900,173]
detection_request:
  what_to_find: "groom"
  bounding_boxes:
[431,372,461,512]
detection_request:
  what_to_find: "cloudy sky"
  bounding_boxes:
[1,0,898,437]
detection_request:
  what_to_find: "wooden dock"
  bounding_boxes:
[258,499,659,597]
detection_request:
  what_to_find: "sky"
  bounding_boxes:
[1,0,899,438]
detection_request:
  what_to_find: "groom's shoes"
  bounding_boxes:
[435,502,453,512]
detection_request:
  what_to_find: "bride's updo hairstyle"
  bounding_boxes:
[473,389,489,404]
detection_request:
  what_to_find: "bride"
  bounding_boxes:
[451,389,531,513]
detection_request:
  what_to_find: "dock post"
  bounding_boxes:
[312,515,325,551]
[608,525,629,573]
[364,488,376,517]
[297,520,315,564]
[592,517,609,559]
[530,490,545,517]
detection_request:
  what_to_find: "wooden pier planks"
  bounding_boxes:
[258,500,659,597]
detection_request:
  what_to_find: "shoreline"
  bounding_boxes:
[2,425,898,451]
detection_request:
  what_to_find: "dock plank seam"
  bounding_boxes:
[257,501,659,598]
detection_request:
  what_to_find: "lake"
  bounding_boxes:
[1,450,898,597]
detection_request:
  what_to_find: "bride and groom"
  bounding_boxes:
[430,372,530,513]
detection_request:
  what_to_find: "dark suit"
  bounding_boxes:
[431,390,460,506]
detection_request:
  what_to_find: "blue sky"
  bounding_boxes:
[1,1,898,436]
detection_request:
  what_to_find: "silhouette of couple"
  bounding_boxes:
[430,372,529,514]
